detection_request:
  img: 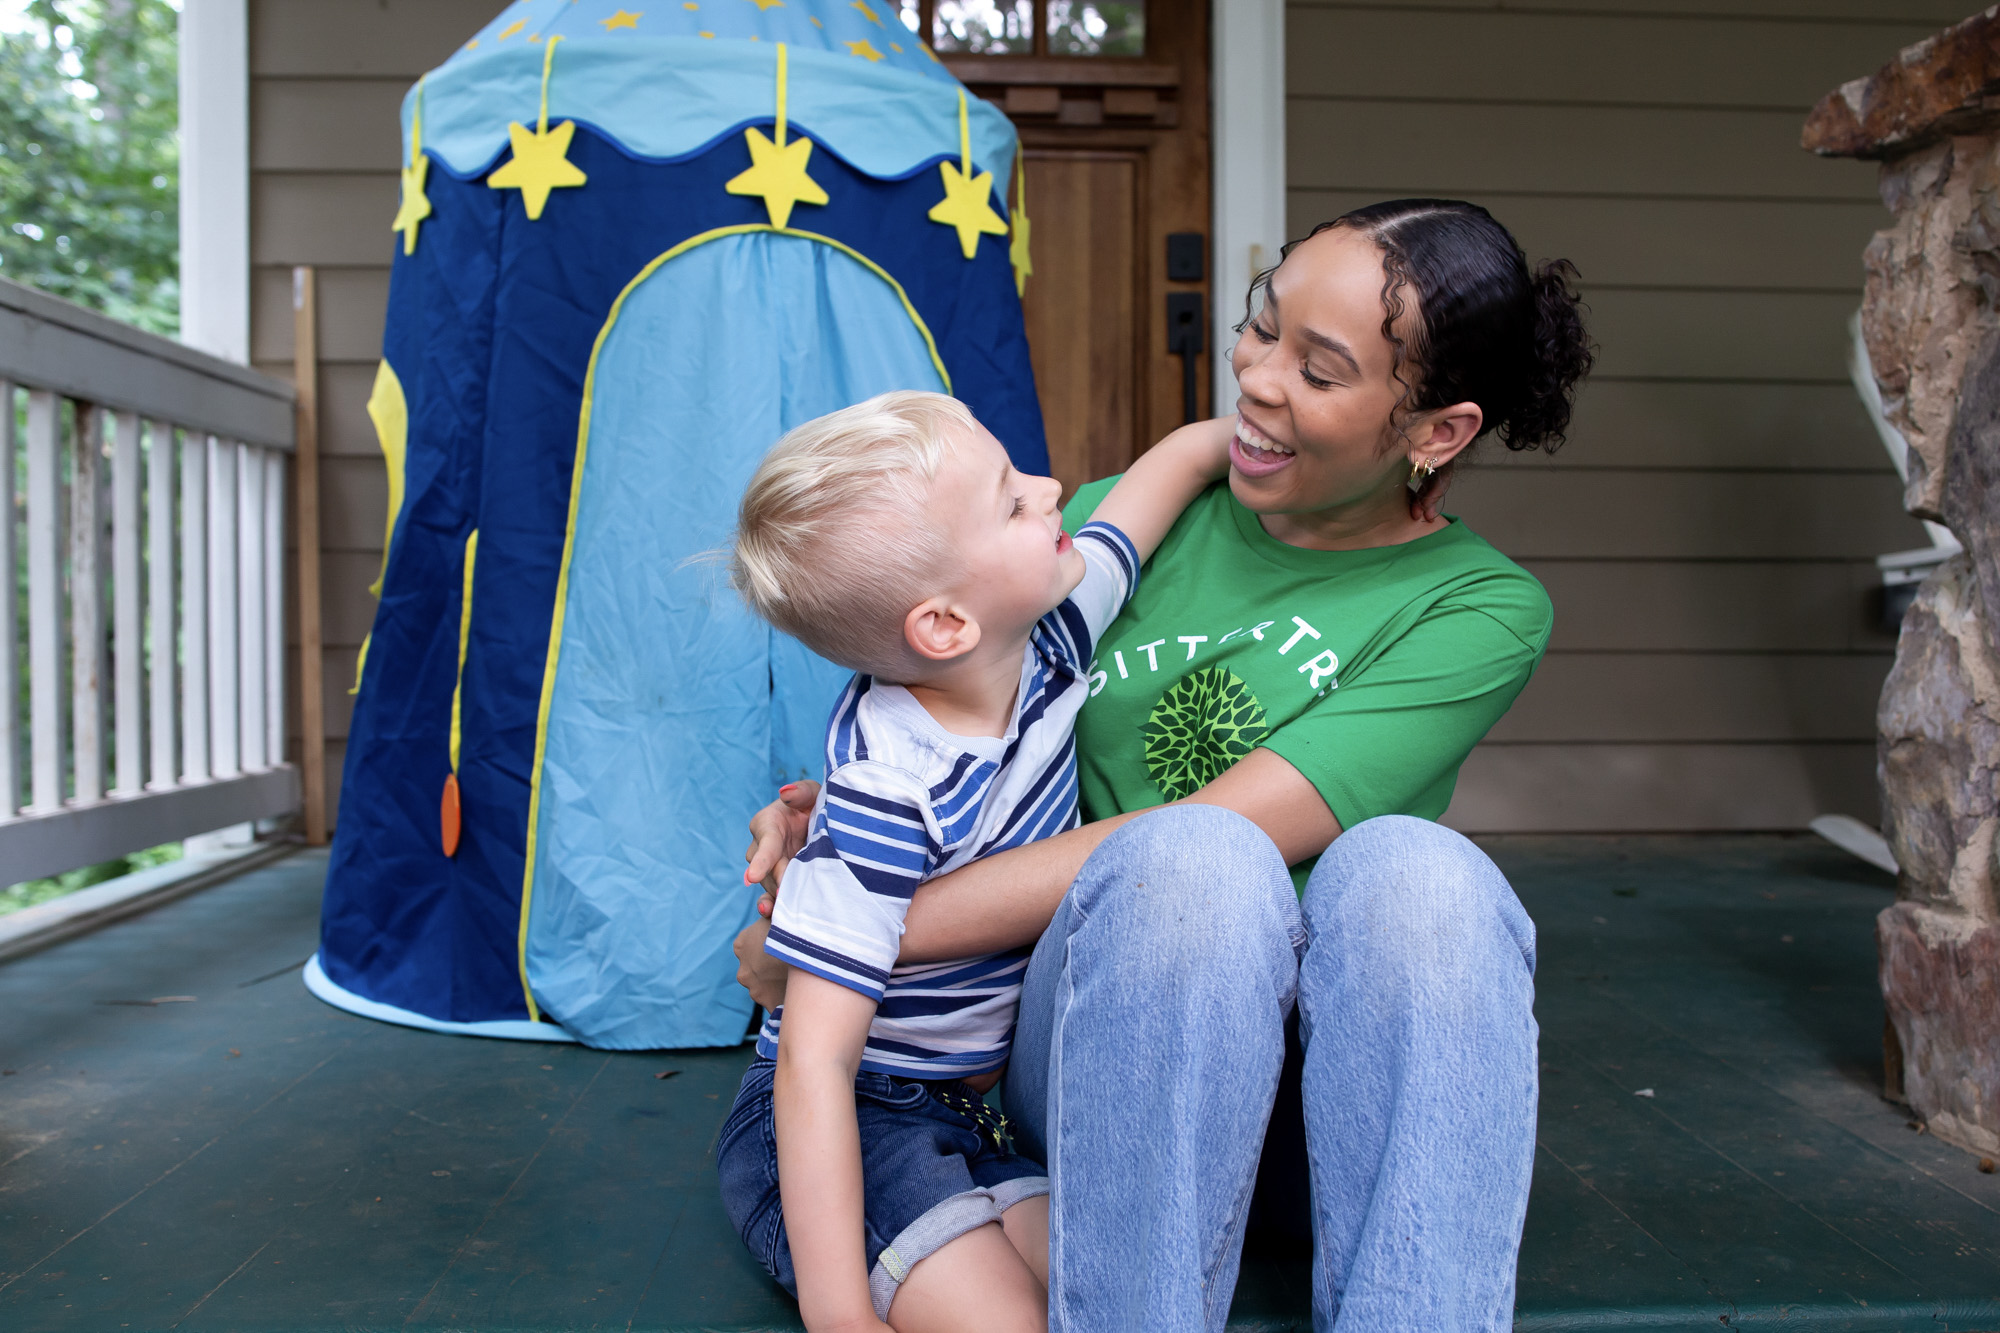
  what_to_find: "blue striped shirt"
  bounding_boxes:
[759,520,1141,1078]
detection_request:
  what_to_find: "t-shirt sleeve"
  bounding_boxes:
[765,760,942,1001]
[1066,520,1141,642]
[1261,601,1546,832]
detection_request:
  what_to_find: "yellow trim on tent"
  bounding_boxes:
[449,529,479,773]
[353,358,410,694]
[514,224,950,1022]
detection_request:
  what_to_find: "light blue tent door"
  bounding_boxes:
[524,232,950,1049]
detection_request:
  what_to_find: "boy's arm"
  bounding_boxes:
[774,969,896,1333]
[1085,414,1236,563]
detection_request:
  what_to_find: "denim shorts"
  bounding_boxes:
[716,1057,1049,1318]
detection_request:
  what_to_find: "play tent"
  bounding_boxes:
[305,0,1045,1050]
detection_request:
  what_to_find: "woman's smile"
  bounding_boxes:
[1231,415,1296,477]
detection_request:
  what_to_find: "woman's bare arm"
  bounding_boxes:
[894,747,1341,961]
[733,749,1342,997]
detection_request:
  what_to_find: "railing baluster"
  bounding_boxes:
[0,380,18,819]
[0,281,300,885]
[71,402,106,805]
[263,450,285,771]
[25,390,64,813]
[180,432,208,784]
[237,444,265,772]
[146,420,176,790]
[112,410,144,797]
[207,436,239,778]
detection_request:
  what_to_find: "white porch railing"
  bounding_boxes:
[0,276,300,886]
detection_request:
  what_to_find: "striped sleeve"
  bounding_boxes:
[765,761,942,1002]
[1046,520,1140,666]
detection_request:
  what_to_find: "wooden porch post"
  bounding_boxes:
[292,266,328,845]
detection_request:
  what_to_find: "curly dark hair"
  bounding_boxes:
[1241,200,1594,465]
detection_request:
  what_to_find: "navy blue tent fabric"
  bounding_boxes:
[320,118,1045,1037]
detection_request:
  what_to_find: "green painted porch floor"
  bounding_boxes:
[3,837,1998,1332]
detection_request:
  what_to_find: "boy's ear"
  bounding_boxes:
[905,598,982,663]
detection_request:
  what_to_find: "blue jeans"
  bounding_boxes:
[1001,807,1538,1332]
[717,1058,1049,1318]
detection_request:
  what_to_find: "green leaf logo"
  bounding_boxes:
[1142,667,1270,800]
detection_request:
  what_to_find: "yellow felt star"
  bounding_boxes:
[727,127,826,227]
[393,153,432,255]
[725,46,825,228]
[600,7,641,25]
[932,160,1006,258]
[846,37,884,60]
[850,0,881,23]
[489,121,587,220]
[393,78,434,255]
[929,91,1006,259]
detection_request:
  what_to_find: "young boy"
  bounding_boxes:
[716,391,1227,1333]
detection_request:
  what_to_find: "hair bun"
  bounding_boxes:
[1500,259,1594,454]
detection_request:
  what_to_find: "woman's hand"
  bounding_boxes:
[734,918,790,1009]
[733,780,819,1011]
[745,780,819,897]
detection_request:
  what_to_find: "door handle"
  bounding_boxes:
[1167,292,1203,425]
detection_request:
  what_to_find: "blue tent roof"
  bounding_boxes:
[409,0,1016,185]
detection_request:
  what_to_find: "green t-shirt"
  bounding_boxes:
[1063,479,1552,891]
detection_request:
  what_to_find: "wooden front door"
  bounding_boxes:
[911,0,1212,497]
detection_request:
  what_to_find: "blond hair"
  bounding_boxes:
[731,390,975,677]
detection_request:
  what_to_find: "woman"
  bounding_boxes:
[736,199,1593,1331]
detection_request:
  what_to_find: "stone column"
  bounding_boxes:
[1805,9,2000,1158]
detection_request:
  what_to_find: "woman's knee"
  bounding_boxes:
[1070,804,1302,965]
[1303,815,1535,977]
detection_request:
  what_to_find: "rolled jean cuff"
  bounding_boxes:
[867,1178,1051,1318]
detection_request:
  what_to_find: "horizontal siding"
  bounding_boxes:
[1289,192,1884,291]
[251,79,408,170]
[1531,561,1894,653]
[1443,742,1879,833]
[252,1,487,78]
[1448,469,1925,558]
[1289,0,1935,828]
[1287,101,1881,200]
[252,265,388,362]
[253,174,401,266]
[1287,9,1940,107]
[1488,653,1889,742]
[1581,290,1867,381]
[1478,381,1887,472]
[1287,0,1964,26]
[252,361,385,459]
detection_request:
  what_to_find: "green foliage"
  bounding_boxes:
[0,0,179,334]
[0,841,183,915]
[1143,667,1268,801]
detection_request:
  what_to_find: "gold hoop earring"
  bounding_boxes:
[1411,456,1436,482]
